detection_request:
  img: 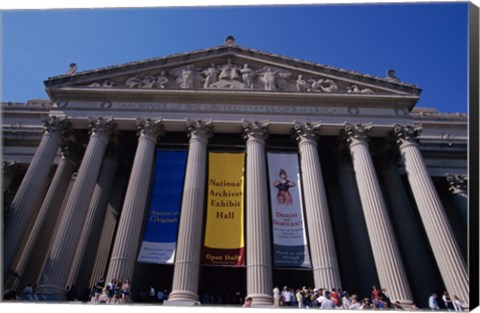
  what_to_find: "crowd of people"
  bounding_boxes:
[429,291,465,311]
[271,285,465,311]
[89,277,131,303]
[272,285,400,310]
[4,279,466,310]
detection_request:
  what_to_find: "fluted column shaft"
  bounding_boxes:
[394,125,468,307]
[242,120,273,307]
[68,157,118,289]
[5,146,77,291]
[446,174,468,226]
[337,149,379,297]
[106,118,163,284]
[342,123,413,304]
[293,122,342,289]
[166,120,212,305]
[381,152,441,307]
[4,116,67,278]
[89,175,127,288]
[36,117,115,300]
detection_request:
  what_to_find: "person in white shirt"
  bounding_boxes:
[320,292,336,309]
[342,292,352,309]
[429,293,440,310]
[273,287,281,307]
[317,288,327,307]
[281,286,293,306]
[452,295,464,312]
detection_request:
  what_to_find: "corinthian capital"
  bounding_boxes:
[87,116,116,137]
[2,161,19,175]
[41,116,67,134]
[186,119,213,142]
[136,118,164,140]
[341,122,372,145]
[241,120,269,142]
[393,124,421,146]
[293,121,321,143]
[446,174,467,194]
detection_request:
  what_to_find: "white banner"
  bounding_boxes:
[267,152,311,268]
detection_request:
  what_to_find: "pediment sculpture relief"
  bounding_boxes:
[295,75,339,93]
[346,84,374,94]
[84,59,375,94]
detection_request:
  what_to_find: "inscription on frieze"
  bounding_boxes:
[110,102,339,115]
[59,101,341,115]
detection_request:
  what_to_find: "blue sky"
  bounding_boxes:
[1,1,470,113]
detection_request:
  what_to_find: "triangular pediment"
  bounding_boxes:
[44,39,421,98]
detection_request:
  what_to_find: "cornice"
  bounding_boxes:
[48,87,419,111]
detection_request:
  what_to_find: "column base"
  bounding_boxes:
[164,290,200,306]
[163,299,201,306]
[32,285,67,301]
[394,299,414,310]
[249,293,273,307]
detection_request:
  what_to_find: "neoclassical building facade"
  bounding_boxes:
[2,37,469,308]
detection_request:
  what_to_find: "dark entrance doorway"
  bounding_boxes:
[199,266,246,305]
[273,268,314,291]
[132,263,174,303]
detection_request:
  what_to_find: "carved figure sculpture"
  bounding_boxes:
[125,75,143,88]
[219,58,240,80]
[296,74,311,92]
[203,64,220,88]
[140,75,156,89]
[88,80,116,88]
[347,84,374,94]
[311,78,338,93]
[155,71,169,89]
[258,67,278,90]
[179,65,195,89]
[257,66,291,91]
[240,64,254,89]
[103,80,116,88]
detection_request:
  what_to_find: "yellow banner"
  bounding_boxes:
[203,152,245,266]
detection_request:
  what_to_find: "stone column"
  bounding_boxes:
[88,174,127,288]
[89,172,126,286]
[393,124,469,307]
[2,161,21,222]
[2,160,19,192]
[293,121,342,289]
[3,116,67,278]
[4,142,78,292]
[381,147,441,307]
[242,120,273,307]
[68,151,119,290]
[341,123,413,305]
[166,120,212,306]
[336,146,379,298]
[35,117,115,300]
[446,174,468,226]
[106,118,163,285]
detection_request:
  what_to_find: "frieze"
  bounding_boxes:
[64,101,342,115]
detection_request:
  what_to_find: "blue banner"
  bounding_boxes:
[137,150,187,264]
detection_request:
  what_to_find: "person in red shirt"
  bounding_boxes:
[371,285,381,305]
[330,288,340,306]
